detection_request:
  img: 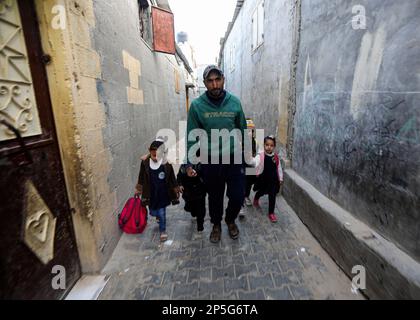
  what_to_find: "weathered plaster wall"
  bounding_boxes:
[293,0,420,260]
[222,0,296,149]
[91,0,190,244]
[36,0,107,272]
[36,0,192,272]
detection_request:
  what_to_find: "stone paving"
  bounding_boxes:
[99,192,365,300]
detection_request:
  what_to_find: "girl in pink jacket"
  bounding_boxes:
[252,136,284,223]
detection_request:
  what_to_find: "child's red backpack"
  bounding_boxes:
[118,195,147,234]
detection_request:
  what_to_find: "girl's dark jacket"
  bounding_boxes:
[136,156,180,207]
[177,163,206,203]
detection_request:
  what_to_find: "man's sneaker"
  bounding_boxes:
[244,197,252,206]
[227,223,239,240]
[253,197,261,209]
[160,232,168,242]
[210,224,221,243]
[268,213,278,223]
[239,207,245,219]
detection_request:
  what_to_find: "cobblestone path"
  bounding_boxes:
[99,193,364,300]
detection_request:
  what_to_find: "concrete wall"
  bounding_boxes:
[293,0,420,261]
[92,0,190,207]
[88,0,193,269]
[222,0,420,261]
[221,0,297,149]
[36,0,193,272]
[283,169,420,299]
[220,0,420,297]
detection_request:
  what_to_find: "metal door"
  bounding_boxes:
[0,0,81,299]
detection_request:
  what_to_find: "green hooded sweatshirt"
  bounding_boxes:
[186,91,248,164]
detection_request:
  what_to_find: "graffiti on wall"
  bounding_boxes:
[294,88,420,227]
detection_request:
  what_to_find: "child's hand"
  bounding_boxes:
[186,167,197,177]
[135,184,142,195]
[179,186,184,193]
[244,153,254,166]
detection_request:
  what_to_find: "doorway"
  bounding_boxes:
[0,0,81,299]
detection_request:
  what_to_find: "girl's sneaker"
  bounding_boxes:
[268,213,278,223]
[160,232,168,242]
[253,197,261,209]
[239,207,245,219]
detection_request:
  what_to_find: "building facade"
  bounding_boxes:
[220,0,420,299]
[0,0,195,299]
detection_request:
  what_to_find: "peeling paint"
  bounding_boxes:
[350,25,387,118]
[35,0,117,272]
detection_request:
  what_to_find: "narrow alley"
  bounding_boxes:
[1,0,419,302]
[98,194,362,300]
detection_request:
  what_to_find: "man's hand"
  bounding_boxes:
[244,153,256,167]
[186,166,197,177]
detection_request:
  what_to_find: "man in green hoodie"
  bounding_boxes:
[185,65,248,243]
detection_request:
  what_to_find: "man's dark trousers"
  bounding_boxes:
[201,162,245,225]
